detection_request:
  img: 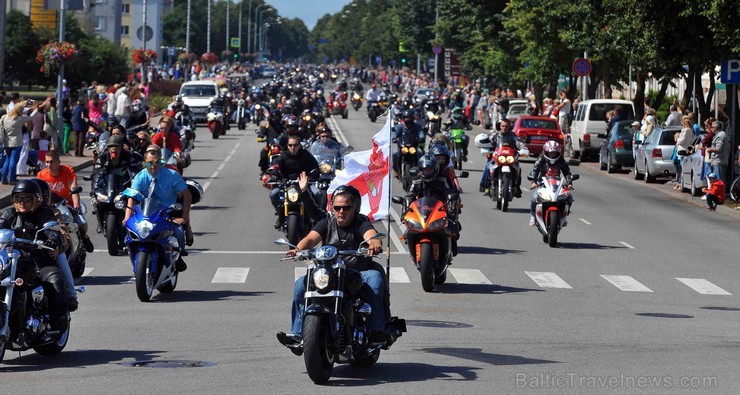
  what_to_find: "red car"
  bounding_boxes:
[513,116,564,157]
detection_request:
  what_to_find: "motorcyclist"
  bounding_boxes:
[209,94,230,130]
[309,124,345,160]
[258,109,286,175]
[351,78,364,94]
[443,106,471,162]
[276,186,387,351]
[261,134,320,229]
[37,150,95,254]
[528,140,572,227]
[122,144,193,271]
[151,116,183,162]
[392,109,425,178]
[429,143,462,193]
[0,180,68,331]
[405,155,459,256]
[365,83,380,111]
[91,134,141,201]
[127,99,149,131]
[480,118,523,197]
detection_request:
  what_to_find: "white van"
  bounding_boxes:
[570,99,635,161]
[179,80,220,123]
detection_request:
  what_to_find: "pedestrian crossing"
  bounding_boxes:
[77,266,735,296]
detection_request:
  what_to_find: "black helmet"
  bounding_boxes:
[402,109,414,125]
[107,135,124,148]
[107,116,120,129]
[429,144,451,168]
[332,185,361,210]
[284,115,299,129]
[418,154,439,182]
[12,179,43,204]
[31,178,51,206]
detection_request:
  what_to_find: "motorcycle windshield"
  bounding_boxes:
[450,128,465,140]
[400,132,418,146]
[414,197,440,220]
[140,198,166,217]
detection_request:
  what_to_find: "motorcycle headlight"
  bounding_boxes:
[409,147,417,154]
[312,267,331,290]
[304,115,311,121]
[401,147,409,154]
[497,155,507,164]
[136,220,155,238]
[255,104,261,110]
[286,187,300,203]
[96,192,109,203]
[319,161,333,175]
[427,218,447,231]
[406,219,423,231]
[537,190,553,202]
[433,115,440,120]
[506,156,515,164]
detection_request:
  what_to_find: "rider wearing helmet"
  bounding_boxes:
[527,140,572,227]
[444,106,472,162]
[480,118,523,197]
[128,99,149,131]
[392,109,425,178]
[429,143,462,193]
[0,180,69,329]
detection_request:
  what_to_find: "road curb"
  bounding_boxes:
[0,159,94,209]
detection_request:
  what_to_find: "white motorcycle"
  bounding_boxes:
[529,174,579,247]
[236,98,249,130]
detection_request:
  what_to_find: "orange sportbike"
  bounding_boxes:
[392,194,458,292]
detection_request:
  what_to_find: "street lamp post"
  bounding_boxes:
[238,1,243,54]
[207,0,211,53]
[434,0,439,83]
[253,4,270,58]
[261,19,279,53]
[257,7,272,55]
[246,0,252,54]
[185,0,191,53]
[226,0,230,51]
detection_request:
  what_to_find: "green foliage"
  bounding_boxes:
[4,11,42,84]
[148,94,172,114]
[70,36,130,85]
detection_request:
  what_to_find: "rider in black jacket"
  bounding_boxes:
[0,180,68,332]
[528,141,573,227]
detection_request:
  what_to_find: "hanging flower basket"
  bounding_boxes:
[132,48,158,64]
[178,52,197,62]
[201,52,218,65]
[36,41,78,77]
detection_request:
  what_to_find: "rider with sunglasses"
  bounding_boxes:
[277,187,387,351]
[262,134,320,229]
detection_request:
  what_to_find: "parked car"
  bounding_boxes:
[261,66,277,78]
[513,116,563,157]
[679,133,707,196]
[506,99,529,124]
[413,88,436,103]
[598,120,635,173]
[634,126,680,183]
[570,99,635,161]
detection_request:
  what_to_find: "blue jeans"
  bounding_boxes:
[710,164,724,183]
[480,161,493,186]
[2,146,22,183]
[291,269,385,337]
[56,253,76,300]
[706,193,720,209]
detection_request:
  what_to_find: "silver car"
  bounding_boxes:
[634,126,679,183]
[679,133,707,195]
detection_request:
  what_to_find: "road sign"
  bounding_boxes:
[318,38,329,44]
[167,47,175,57]
[573,58,592,77]
[230,38,240,48]
[721,58,740,84]
[432,46,442,55]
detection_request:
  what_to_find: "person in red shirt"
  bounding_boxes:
[37,150,95,252]
[151,116,182,158]
[702,173,725,211]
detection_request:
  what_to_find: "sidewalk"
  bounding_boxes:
[0,153,93,208]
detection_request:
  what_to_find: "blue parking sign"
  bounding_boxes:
[721,58,740,84]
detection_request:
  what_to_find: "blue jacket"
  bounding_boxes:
[72,105,88,132]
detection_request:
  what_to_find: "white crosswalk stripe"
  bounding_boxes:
[601,275,653,292]
[449,268,492,285]
[211,267,250,284]
[525,271,573,289]
[676,278,732,295]
[81,267,94,277]
[295,267,304,282]
[389,267,411,283]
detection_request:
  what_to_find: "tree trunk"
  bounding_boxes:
[633,72,646,121]
[680,65,694,111]
[602,60,612,99]
[568,70,577,100]
[651,79,670,110]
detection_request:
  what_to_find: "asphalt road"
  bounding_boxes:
[3,98,740,394]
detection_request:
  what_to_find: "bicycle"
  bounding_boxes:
[730,174,740,203]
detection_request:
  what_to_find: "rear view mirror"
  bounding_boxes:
[391,196,404,205]
[459,171,469,178]
[571,174,580,181]
[71,186,83,194]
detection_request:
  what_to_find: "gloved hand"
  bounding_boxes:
[261,174,274,189]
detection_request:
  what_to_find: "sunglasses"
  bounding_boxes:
[13,195,34,203]
[333,205,352,212]
[319,135,330,139]
[287,144,300,147]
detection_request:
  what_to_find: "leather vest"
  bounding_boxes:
[325,218,369,271]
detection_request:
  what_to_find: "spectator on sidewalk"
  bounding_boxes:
[702,173,725,211]
[72,99,89,157]
[665,105,682,126]
[705,121,729,182]
[0,102,32,184]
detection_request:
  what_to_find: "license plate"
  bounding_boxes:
[531,136,549,141]
[502,166,511,173]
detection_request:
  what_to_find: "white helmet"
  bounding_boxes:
[543,140,561,164]
[474,133,493,149]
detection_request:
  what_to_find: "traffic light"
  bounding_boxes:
[263,56,268,61]
[401,57,406,64]
[233,53,238,60]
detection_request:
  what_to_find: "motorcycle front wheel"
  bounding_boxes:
[419,243,435,292]
[135,251,156,302]
[34,312,70,355]
[106,212,119,256]
[303,315,334,384]
[286,213,303,247]
[0,339,6,363]
[547,211,560,248]
[501,173,511,212]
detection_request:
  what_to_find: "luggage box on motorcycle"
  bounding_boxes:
[185,179,204,204]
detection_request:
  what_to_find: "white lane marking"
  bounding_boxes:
[600,275,653,292]
[676,278,732,295]
[211,267,250,283]
[389,267,411,283]
[579,218,592,225]
[449,268,492,285]
[525,271,573,289]
[376,218,407,253]
[234,143,241,149]
[619,241,636,249]
[225,155,233,162]
[295,267,304,282]
[81,267,94,277]
[203,181,211,191]
[186,250,409,255]
[217,163,225,171]
[210,171,219,179]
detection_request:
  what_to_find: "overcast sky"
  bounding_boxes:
[264,0,351,30]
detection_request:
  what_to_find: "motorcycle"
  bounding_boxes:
[367,98,389,123]
[425,111,442,137]
[350,91,363,111]
[51,186,88,277]
[488,144,519,212]
[268,177,314,246]
[87,168,134,256]
[529,174,579,248]
[174,110,196,136]
[450,127,469,170]
[0,222,84,362]
[395,131,420,192]
[327,98,348,119]
[314,154,342,210]
[206,102,225,139]
[392,193,458,292]
[236,98,249,130]
[274,236,406,384]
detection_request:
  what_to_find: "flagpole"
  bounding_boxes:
[385,111,393,317]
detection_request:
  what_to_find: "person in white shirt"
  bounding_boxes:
[556,90,572,134]
[114,86,132,123]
